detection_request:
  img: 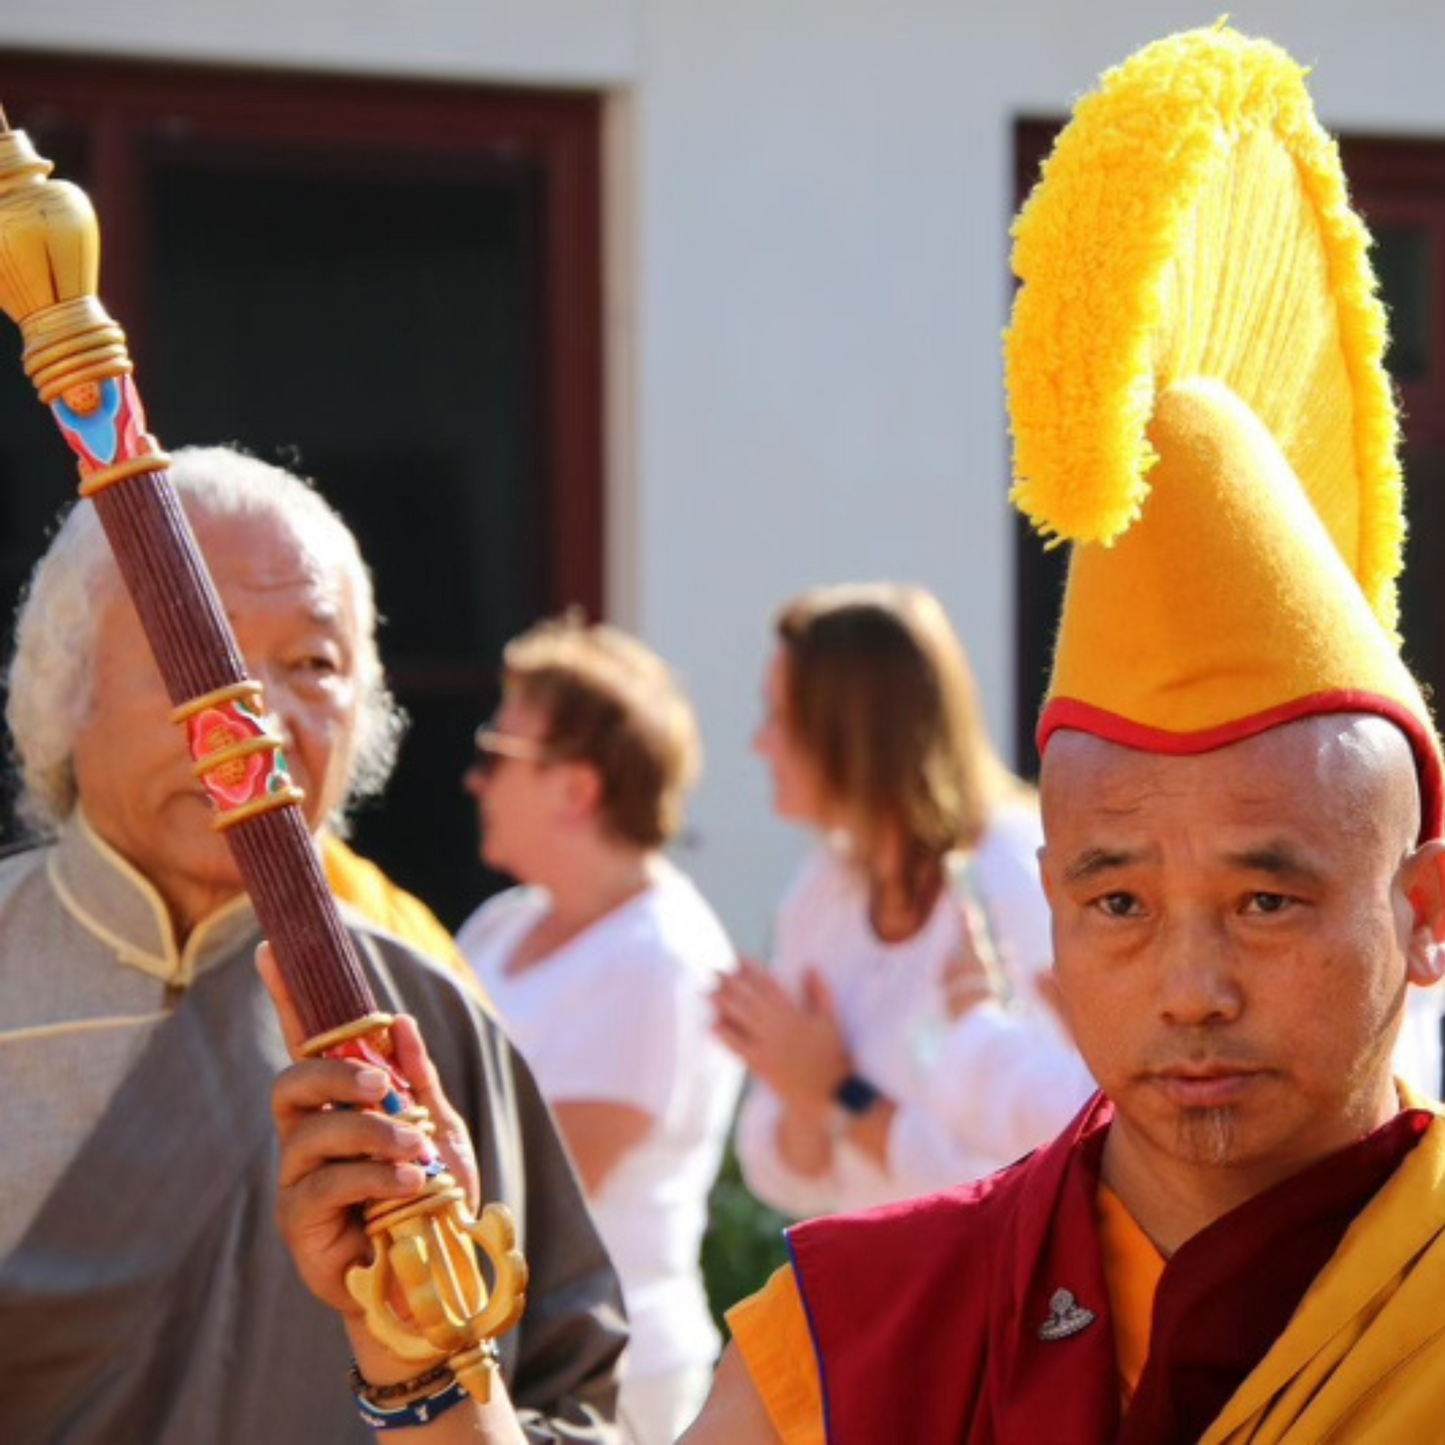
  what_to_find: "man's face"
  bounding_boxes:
[73,505,362,932]
[1040,717,1442,1203]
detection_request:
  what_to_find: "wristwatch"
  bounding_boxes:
[832,1072,882,1116]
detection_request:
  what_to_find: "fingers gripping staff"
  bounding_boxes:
[0,115,527,1402]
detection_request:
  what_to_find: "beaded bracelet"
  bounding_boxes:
[349,1360,454,1404]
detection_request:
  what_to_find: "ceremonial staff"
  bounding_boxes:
[0,110,527,1402]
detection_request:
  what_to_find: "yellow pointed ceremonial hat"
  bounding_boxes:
[1005,23,1444,837]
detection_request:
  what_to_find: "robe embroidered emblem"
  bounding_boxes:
[1037,1287,1095,1341]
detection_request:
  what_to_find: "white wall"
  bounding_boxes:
[627,2,1019,947]
[0,0,637,84]
[5,1,1445,948]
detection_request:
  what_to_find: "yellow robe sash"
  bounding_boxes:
[1203,1094,1445,1443]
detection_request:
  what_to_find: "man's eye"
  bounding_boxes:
[1245,893,1291,915]
[1095,893,1139,919]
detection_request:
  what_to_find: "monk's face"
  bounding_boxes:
[1040,716,1444,1200]
[72,505,363,935]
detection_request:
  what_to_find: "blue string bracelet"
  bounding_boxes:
[350,1360,471,1432]
[356,1378,469,1431]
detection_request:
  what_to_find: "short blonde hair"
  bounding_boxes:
[502,616,700,849]
[775,583,1020,861]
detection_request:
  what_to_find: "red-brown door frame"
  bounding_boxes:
[0,50,604,617]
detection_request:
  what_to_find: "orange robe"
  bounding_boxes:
[320,834,491,1009]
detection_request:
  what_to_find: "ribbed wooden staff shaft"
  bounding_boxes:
[92,470,375,1037]
[0,121,376,1042]
[92,470,244,698]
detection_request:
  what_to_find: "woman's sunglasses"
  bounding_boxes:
[472,725,555,778]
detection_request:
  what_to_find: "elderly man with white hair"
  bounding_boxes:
[0,446,626,1445]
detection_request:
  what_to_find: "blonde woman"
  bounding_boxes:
[714,584,1094,1215]
[456,618,741,1445]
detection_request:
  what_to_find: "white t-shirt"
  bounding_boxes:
[735,840,1096,1218]
[456,861,742,1379]
[970,800,1051,998]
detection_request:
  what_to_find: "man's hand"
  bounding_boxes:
[259,946,526,1441]
[258,944,481,1316]
[713,958,851,1110]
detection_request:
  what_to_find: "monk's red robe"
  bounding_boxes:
[784,1094,1426,1444]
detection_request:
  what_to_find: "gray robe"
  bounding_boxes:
[0,828,626,1444]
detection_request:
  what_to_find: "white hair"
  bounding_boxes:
[5,445,406,834]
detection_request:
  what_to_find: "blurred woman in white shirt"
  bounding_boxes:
[714,583,1094,1216]
[456,617,741,1445]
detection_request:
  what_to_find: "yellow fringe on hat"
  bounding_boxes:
[1005,23,1403,633]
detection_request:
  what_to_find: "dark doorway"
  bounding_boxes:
[0,55,603,926]
[1009,120,1069,778]
[1343,138,1445,720]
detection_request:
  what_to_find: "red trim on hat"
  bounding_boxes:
[1038,691,1445,842]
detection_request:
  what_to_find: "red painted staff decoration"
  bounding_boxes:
[0,110,527,1401]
